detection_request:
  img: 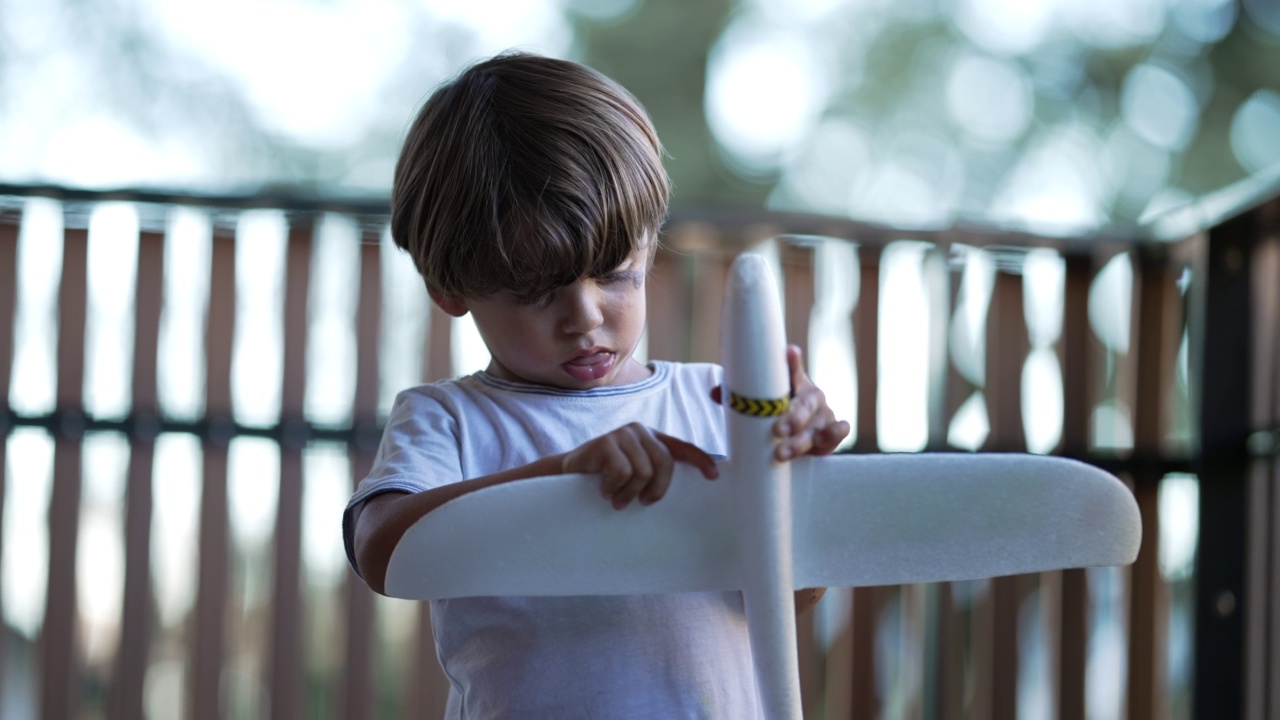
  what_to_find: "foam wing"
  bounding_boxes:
[790,453,1142,589]
[383,466,740,600]
[383,453,1141,601]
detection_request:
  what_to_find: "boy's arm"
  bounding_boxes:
[352,454,566,595]
[352,428,720,596]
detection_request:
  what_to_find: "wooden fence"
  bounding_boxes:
[0,183,1276,719]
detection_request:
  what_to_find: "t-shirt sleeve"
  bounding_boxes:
[342,387,463,575]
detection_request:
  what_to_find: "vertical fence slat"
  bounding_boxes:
[933,245,967,720]
[41,211,89,720]
[192,217,236,720]
[1129,247,1179,718]
[853,245,880,456]
[342,227,382,720]
[271,216,313,720]
[986,267,1027,451]
[1055,252,1093,719]
[110,214,166,720]
[1060,253,1092,455]
[936,582,966,720]
[0,206,19,703]
[849,586,888,719]
[984,268,1029,720]
[920,242,955,720]
[849,244,882,719]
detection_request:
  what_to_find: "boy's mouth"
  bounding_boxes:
[562,350,615,381]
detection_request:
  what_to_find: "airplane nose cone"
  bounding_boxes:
[722,254,790,403]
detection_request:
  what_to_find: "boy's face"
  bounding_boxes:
[435,247,652,389]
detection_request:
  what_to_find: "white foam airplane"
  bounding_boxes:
[384,253,1142,720]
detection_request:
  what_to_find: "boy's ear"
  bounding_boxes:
[429,289,469,317]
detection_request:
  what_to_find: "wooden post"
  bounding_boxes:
[1193,208,1255,718]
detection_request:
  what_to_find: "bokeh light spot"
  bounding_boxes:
[991,124,1108,231]
[706,23,830,174]
[850,132,964,226]
[773,119,870,215]
[1089,253,1133,355]
[1065,0,1165,49]
[948,391,991,451]
[1121,64,1199,151]
[1172,0,1237,44]
[952,0,1055,55]
[1229,90,1280,174]
[946,52,1034,143]
[1103,123,1172,210]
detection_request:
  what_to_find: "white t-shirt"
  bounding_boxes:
[343,361,761,719]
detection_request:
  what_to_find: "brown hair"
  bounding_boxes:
[391,52,669,301]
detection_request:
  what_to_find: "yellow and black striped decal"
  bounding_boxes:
[728,391,790,417]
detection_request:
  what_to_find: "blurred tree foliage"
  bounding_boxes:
[0,0,1276,227]
[572,0,770,208]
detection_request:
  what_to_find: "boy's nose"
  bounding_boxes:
[558,281,605,334]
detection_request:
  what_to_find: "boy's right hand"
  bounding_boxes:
[561,423,719,510]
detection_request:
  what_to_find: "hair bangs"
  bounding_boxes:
[391,52,670,301]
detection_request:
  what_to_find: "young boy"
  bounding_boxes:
[345,52,850,718]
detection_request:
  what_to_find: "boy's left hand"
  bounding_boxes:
[713,344,851,461]
[772,344,850,461]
